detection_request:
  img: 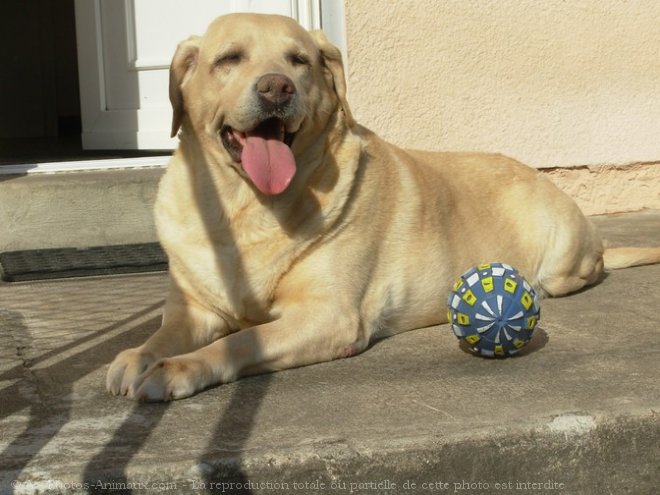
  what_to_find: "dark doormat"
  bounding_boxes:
[0,243,168,282]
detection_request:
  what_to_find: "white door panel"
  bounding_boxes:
[75,0,341,150]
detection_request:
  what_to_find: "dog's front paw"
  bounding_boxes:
[106,347,159,397]
[132,356,209,402]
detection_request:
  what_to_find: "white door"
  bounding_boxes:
[74,0,345,150]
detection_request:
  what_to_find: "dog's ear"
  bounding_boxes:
[169,35,201,138]
[309,30,355,128]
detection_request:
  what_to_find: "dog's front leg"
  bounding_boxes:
[106,281,232,398]
[132,303,366,402]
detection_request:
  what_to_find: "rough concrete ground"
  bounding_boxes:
[0,210,658,495]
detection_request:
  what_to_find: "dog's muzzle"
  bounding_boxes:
[219,73,301,196]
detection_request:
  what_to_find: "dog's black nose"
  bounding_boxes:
[256,73,296,110]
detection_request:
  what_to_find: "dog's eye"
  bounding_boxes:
[288,53,310,67]
[215,51,244,67]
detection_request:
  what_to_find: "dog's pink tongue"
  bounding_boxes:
[241,136,296,195]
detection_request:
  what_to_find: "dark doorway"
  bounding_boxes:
[0,0,165,166]
[0,0,81,164]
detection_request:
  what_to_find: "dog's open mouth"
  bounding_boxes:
[221,118,296,195]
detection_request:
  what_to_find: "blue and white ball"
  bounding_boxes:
[447,263,541,357]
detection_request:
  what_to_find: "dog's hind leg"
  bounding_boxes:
[536,215,606,297]
[538,254,604,297]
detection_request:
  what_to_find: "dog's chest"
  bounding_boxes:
[169,230,298,324]
[156,163,329,325]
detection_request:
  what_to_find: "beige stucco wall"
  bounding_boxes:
[344,0,660,171]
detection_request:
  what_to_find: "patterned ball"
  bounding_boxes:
[447,263,541,357]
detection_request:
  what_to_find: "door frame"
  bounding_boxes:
[73,0,346,152]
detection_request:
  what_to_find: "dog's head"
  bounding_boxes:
[169,13,353,195]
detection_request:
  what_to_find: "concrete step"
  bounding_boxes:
[0,210,659,494]
[0,167,164,252]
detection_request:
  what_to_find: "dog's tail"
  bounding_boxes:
[603,247,660,270]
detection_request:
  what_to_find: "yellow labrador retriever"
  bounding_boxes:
[107,13,660,401]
